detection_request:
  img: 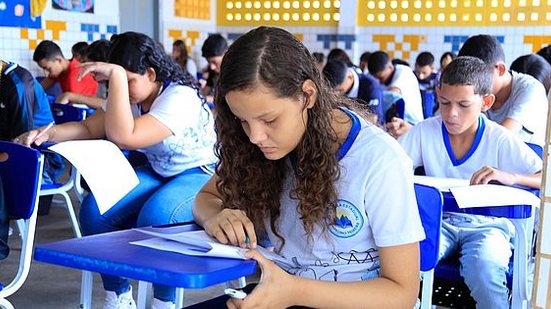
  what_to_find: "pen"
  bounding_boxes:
[32,122,55,143]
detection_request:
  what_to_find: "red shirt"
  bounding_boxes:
[57,58,97,96]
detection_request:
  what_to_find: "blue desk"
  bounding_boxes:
[34,224,257,307]
[441,191,533,218]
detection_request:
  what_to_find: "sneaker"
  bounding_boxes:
[103,286,136,309]
[152,298,175,309]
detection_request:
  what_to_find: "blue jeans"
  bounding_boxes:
[79,164,214,302]
[439,213,513,309]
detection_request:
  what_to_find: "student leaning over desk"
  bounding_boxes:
[192,26,425,309]
[399,56,542,309]
[16,31,217,309]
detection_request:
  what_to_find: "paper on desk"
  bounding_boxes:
[131,229,292,266]
[48,140,139,214]
[413,176,470,191]
[449,184,541,208]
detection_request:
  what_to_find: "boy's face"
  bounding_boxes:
[438,83,494,136]
[372,63,393,84]
[206,55,224,73]
[38,57,64,78]
[415,64,432,80]
[333,71,354,95]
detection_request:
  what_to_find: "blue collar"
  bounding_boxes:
[442,115,486,166]
[337,107,361,160]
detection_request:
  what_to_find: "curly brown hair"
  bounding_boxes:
[214,26,363,248]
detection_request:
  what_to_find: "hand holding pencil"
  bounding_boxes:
[13,121,55,147]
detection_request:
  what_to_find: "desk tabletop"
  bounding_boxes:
[34,225,257,289]
[441,191,533,219]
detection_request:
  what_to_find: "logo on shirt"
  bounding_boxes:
[329,199,364,238]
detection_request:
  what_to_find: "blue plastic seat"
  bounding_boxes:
[0,142,43,308]
[420,90,436,119]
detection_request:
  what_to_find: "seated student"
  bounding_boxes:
[71,41,89,63]
[56,39,112,109]
[322,59,384,124]
[459,34,548,147]
[200,33,228,98]
[312,51,325,72]
[415,51,439,92]
[359,51,371,74]
[17,32,217,309]
[368,51,424,131]
[439,51,456,72]
[399,56,542,309]
[510,53,551,94]
[192,26,425,309]
[33,40,98,101]
[172,39,198,79]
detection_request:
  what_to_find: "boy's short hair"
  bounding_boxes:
[312,52,325,64]
[201,34,228,58]
[440,56,493,95]
[322,60,348,87]
[416,52,435,67]
[458,35,505,65]
[85,39,111,62]
[71,42,88,57]
[360,51,371,63]
[367,51,391,74]
[33,40,64,62]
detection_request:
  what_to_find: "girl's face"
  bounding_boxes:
[172,47,180,59]
[125,69,158,104]
[225,82,315,160]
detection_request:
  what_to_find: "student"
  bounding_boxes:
[71,41,89,62]
[368,51,424,132]
[172,39,198,79]
[17,32,217,309]
[414,51,438,92]
[192,26,425,309]
[399,56,542,309]
[312,52,325,72]
[439,51,456,72]
[56,39,112,109]
[200,33,228,97]
[33,40,98,99]
[510,53,551,94]
[322,59,384,124]
[359,51,371,74]
[459,34,548,146]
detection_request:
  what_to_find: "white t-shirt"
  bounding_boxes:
[389,64,424,124]
[398,115,542,179]
[265,110,425,282]
[486,71,548,146]
[130,82,217,177]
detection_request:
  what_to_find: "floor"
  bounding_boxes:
[0,190,237,308]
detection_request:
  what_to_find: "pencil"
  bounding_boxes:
[32,122,55,143]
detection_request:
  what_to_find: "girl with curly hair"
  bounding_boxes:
[17,31,216,309]
[192,26,425,308]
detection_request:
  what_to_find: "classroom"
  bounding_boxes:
[1,0,551,308]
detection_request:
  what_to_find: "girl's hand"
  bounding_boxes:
[470,166,515,186]
[204,208,257,249]
[77,62,124,82]
[13,125,54,147]
[227,250,297,309]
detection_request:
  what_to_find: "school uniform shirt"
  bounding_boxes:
[130,82,217,177]
[264,109,425,282]
[398,114,542,180]
[385,64,424,124]
[57,58,98,96]
[346,69,384,124]
[0,62,54,141]
[485,71,548,147]
[417,72,439,92]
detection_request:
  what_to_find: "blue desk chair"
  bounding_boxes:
[420,90,436,119]
[36,77,62,99]
[415,183,443,309]
[0,142,43,309]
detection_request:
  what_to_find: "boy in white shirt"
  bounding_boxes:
[399,56,542,309]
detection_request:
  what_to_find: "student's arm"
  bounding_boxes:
[14,110,106,146]
[470,167,541,189]
[56,92,104,109]
[228,242,420,309]
[39,77,56,91]
[193,175,257,249]
[385,117,412,138]
[78,62,172,150]
[500,118,523,133]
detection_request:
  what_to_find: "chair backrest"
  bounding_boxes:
[415,183,443,272]
[0,142,43,219]
[420,90,436,119]
[50,103,86,124]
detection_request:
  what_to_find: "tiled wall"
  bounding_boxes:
[0,0,119,76]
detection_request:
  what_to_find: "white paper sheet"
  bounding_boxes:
[49,140,139,214]
[413,175,470,191]
[449,184,540,208]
